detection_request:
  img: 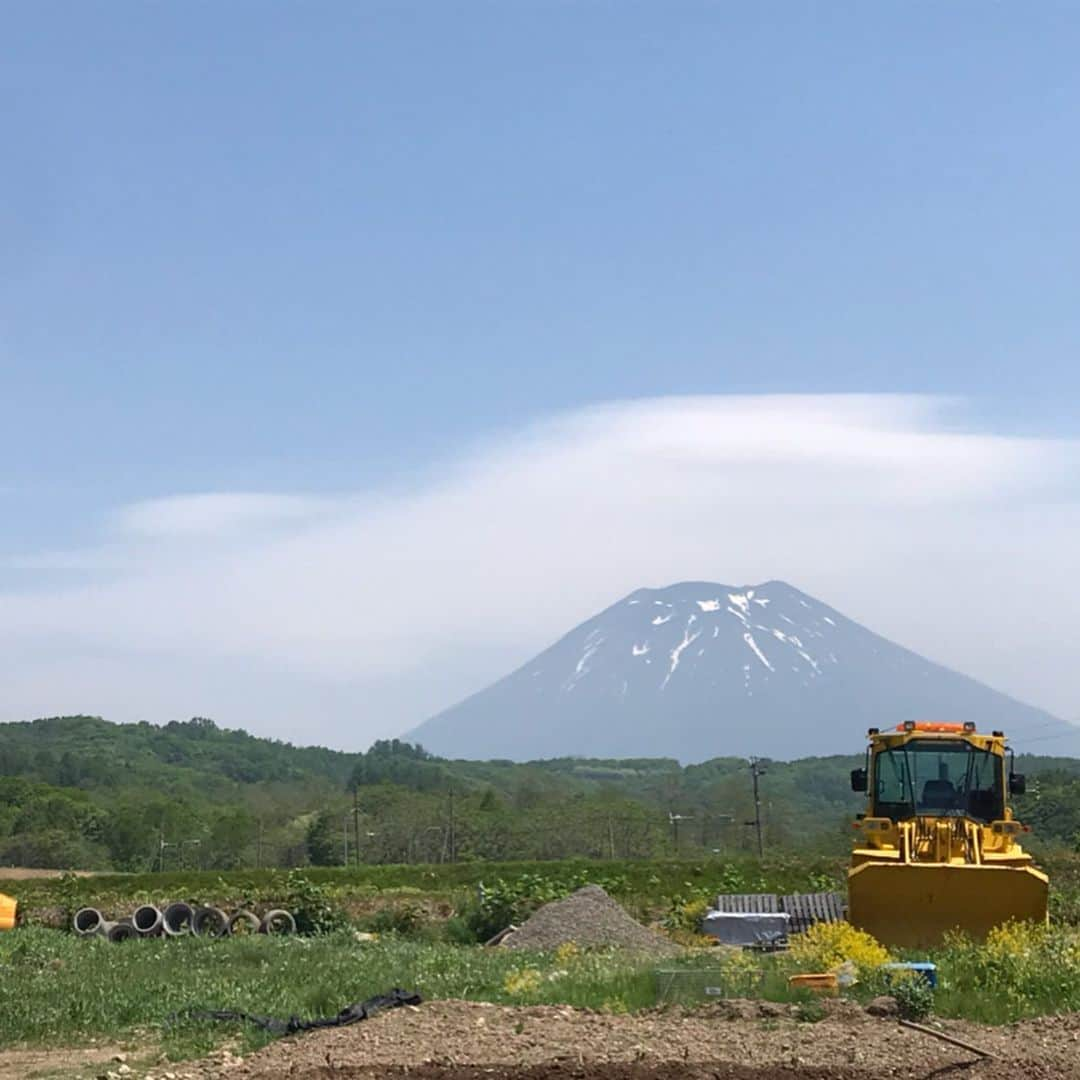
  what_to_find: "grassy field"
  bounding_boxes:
[10,855,844,909]
[1,852,1078,1062]
[12,848,1080,931]
[8,855,849,938]
[0,930,666,1060]
[0,920,1078,1062]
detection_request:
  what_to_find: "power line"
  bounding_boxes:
[1012,728,1080,749]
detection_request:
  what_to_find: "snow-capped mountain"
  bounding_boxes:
[409,581,1080,761]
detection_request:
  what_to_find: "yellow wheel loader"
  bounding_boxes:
[847,722,1048,948]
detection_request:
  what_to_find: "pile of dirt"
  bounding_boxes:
[499,884,681,956]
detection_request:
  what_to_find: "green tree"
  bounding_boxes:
[305,809,340,866]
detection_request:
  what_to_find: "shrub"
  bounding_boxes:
[794,996,826,1023]
[464,875,574,941]
[283,869,349,935]
[891,973,934,1021]
[503,967,542,995]
[365,902,428,937]
[663,893,711,934]
[555,941,581,965]
[934,920,1080,1021]
[788,921,891,975]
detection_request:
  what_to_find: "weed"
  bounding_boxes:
[891,974,934,1021]
[788,921,891,975]
[793,997,826,1023]
[364,902,428,937]
[282,870,349,935]
[662,893,710,934]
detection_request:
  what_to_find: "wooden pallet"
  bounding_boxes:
[779,891,847,934]
[712,892,780,914]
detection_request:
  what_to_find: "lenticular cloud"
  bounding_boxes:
[0,394,1077,742]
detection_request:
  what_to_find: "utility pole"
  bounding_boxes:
[181,838,201,870]
[747,757,766,858]
[447,785,456,864]
[160,839,178,872]
[352,786,361,868]
[669,812,692,854]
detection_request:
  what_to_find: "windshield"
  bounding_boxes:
[872,739,1003,823]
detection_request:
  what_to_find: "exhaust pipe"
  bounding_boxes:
[191,906,229,938]
[73,907,104,937]
[162,901,194,936]
[260,909,297,936]
[132,904,163,936]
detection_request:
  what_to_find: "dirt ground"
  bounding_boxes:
[0,1041,133,1080]
[125,999,1080,1080]
[0,867,92,880]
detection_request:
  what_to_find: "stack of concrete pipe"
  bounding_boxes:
[72,903,297,941]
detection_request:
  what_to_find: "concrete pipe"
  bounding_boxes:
[162,901,194,936]
[227,909,261,936]
[102,920,139,943]
[260,909,297,936]
[132,904,163,936]
[73,907,104,937]
[191,905,229,938]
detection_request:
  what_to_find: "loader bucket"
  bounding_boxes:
[848,861,1048,949]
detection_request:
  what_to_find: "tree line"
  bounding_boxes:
[0,717,1077,871]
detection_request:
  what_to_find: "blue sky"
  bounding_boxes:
[2,4,1079,745]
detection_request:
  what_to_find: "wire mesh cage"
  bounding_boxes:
[653,965,765,1005]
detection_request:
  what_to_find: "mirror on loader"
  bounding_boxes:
[1009,773,1027,795]
[850,767,867,792]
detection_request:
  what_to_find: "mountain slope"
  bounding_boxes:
[410,581,1080,761]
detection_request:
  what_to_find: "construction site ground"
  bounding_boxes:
[22,998,1075,1080]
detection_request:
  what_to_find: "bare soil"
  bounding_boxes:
[0,1041,134,1079]
[155,1000,1080,1080]
[0,867,92,880]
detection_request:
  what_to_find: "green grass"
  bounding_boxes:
[4,851,1080,1063]
[11,855,846,913]
[13,852,1080,935]
[0,929,662,1059]
[1,921,1079,1062]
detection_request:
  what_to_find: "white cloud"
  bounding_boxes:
[1,394,1078,745]
[112,493,345,538]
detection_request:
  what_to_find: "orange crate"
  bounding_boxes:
[787,972,838,994]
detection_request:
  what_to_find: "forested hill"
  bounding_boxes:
[0,715,357,795]
[0,715,1078,874]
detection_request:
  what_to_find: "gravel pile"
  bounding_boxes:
[500,884,682,956]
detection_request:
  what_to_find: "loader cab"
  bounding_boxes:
[864,723,1006,824]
